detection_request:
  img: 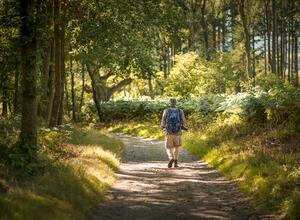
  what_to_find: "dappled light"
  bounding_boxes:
[88,134,266,220]
[1,0,299,219]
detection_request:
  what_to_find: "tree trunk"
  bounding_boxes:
[46,39,55,125]
[49,0,62,127]
[91,80,103,121]
[57,0,65,125]
[276,14,281,78]
[271,0,277,74]
[70,58,76,121]
[39,40,52,117]
[79,63,85,111]
[163,52,167,80]
[288,20,291,82]
[212,22,216,53]
[238,0,252,79]
[265,0,271,73]
[221,18,226,52]
[280,2,284,79]
[13,70,20,114]
[252,33,256,84]
[2,72,8,117]
[295,35,298,86]
[264,29,267,75]
[230,0,237,49]
[291,20,294,83]
[200,0,210,59]
[148,76,154,99]
[167,46,171,75]
[86,64,132,120]
[64,71,69,116]
[19,0,38,159]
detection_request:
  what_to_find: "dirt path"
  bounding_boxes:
[88,133,271,220]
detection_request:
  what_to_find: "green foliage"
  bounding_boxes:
[259,86,300,127]
[198,95,225,114]
[38,125,73,155]
[99,98,199,122]
[108,121,164,140]
[163,52,242,97]
[69,126,124,158]
[216,93,267,123]
[100,83,300,129]
[0,126,123,220]
[109,117,300,219]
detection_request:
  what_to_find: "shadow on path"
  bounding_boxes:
[88,133,272,220]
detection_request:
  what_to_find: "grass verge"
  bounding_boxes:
[107,118,300,219]
[0,125,123,220]
[108,120,164,140]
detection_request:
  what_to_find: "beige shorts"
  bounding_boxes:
[165,135,182,148]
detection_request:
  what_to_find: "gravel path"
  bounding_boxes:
[88,133,273,220]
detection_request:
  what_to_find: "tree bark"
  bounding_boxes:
[271,0,277,74]
[13,70,20,114]
[280,1,284,79]
[238,0,252,79]
[79,63,85,111]
[288,20,291,82]
[264,28,267,75]
[70,58,76,121]
[19,0,38,158]
[49,0,63,127]
[200,0,210,59]
[46,38,55,126]
[252,33,256,84]
[295,35,298,86]
[265,0,271,73]
[148,76,154,99]
[230,0,237,49]
[39,40,52,117]
[86,64,132,120]
[1,72,8,117]
[91,80,103,121]
[163,52,167,80]
[58,0,65,125]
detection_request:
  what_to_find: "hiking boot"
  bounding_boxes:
[168,159,174,168]
[174,160,179,168]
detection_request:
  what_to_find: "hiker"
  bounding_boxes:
[161,98,187,168]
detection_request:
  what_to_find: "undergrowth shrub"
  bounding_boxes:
[98,84,300,131]
[100,99,199,121]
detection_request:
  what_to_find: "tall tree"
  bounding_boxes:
[70,57,76,121]
[19,0,39,160]
[49,0,65,127]
[238,0,252,79]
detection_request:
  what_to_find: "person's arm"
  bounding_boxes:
[180,110,188,130]
[161,109,167,129]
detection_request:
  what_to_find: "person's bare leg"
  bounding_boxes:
[166,147,175,168]
[174,147,179,167]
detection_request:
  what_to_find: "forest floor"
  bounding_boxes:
[88,133,275,220]
[0,127,123,220]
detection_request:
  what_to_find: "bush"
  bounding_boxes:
[87,82,300,130]
[259,86,300,127]
[101,98,199,122]
[216,92,267,123]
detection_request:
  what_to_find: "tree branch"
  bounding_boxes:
[99,70,114,80]
[109,78,133,94]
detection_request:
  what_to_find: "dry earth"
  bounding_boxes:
[88,133,275,220]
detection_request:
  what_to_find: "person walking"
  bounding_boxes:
[161,98,187,168]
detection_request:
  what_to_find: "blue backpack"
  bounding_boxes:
[166,108,182,134]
